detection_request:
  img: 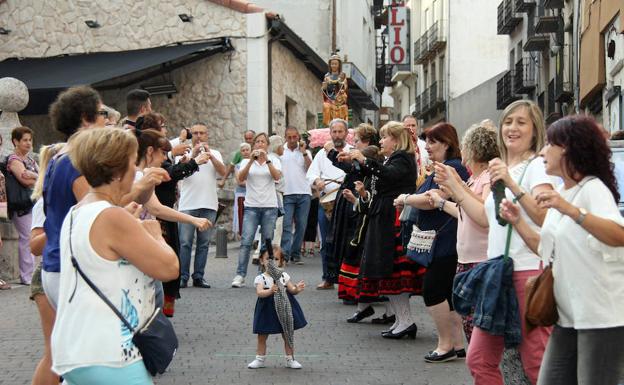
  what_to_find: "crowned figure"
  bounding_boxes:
[321,55,349,127]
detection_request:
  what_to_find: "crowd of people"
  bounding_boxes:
[1,84,623,385]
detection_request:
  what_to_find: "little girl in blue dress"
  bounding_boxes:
[249,248,307,369]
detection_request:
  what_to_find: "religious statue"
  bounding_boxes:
[321,55,349,127]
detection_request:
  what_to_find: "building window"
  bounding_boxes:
[285,97,297,128]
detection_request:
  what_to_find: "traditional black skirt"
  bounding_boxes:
[253,292,308,335]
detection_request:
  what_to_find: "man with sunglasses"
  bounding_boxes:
[177,123,227,289]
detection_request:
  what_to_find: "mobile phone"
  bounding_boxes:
[492,180,507,226]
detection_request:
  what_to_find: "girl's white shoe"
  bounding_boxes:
[286,357,302,369]
[248,355,266,369]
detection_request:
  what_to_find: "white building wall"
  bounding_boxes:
[246,12,270,133]
[448,0,509,98]
[252,0,331,56]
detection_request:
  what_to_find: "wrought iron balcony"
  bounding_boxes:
[515,0,536,13]
[497,71,520,110]
[535,14,562,34]
[414,20,446,65]
[427,20,446,54]
[524,12,550,52]
[414,32,428,65]
[546,78,561,124]
[415,81,444,119]
[427,80,445,112]
[554,44,573,103]
[543,0,564,9]
[514,57,537,94]
[497,0,522,35]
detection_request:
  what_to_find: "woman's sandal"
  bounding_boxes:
[0,279,11,290]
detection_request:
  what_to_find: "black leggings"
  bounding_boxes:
[423,255,458,308]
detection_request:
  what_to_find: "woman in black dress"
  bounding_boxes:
[340,121,425,339]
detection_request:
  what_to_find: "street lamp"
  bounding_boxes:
[178,14,193,22]
[84,20,100,28]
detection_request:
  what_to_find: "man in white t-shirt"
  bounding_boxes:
[280,126,312,264]
[403,115,428,168]
[178,123,226,289]
[306,118,351,289]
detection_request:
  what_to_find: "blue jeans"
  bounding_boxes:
[317,204,330,281]
[178,208,217,281]
[236,207,278,277]
[280,194,311,261]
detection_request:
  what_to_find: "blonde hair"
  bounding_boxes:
[102,105,121,126]
[461,123,499,166]
[269,134,284,153]
[69,128,138,188]
[379,121,414,154]
[498,100,545,162]
[31,143,65,201]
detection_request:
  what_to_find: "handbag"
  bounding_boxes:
[524,258,557,331]
[68,209,178,376]
[524,177,594,331]
[406,219,451,267]
[0,174,7,219]
[3,156,34,215]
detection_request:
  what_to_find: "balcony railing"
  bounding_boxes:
[535,14,562,34]
[514,57,537,94]
[543,0,564,9]
[415,81,445,119]
[414,20,446,64]
[554,44,574,103]
[524,11,550,52]
[414,31,428,64]
[497,0,522,35]
[497,71,520,110]
[515,0,536,13]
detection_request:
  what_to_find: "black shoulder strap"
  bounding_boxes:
[68,208,135,333]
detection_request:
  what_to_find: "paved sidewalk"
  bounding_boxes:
[0,244,472,385]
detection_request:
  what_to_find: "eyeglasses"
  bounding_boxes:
[97,110,109,118]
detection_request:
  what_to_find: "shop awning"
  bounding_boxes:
[0,38,233,114]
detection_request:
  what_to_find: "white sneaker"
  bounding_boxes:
[248,356,266,369]
[286,358,302,369]
[231,275,245,288]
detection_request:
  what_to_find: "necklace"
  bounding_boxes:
[87,191,116,205]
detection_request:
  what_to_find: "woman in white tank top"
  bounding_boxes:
[51,128,179,385]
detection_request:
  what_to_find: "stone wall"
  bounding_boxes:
[270,42,323,136]
[0,0,246,60]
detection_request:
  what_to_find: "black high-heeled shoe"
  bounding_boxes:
[346,305,375,323]
[381,323,417,339]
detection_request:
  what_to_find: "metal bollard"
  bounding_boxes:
[215,226,228,258]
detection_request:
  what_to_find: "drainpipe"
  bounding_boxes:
[268,26,284,135]
[331,0,337,53]
[573,0,581,113]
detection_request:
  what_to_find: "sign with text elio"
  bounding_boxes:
[388,1,410,66]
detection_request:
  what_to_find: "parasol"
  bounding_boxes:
[265,240,294,349]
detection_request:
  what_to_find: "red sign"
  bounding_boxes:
[388,1,409,65]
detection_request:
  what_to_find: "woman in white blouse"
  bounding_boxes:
[500,115,624,385]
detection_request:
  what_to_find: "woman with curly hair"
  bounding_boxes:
[428,122,500,342]
[500,115,624,385]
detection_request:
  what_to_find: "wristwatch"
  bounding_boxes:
[575,208,588,225]
[266,160,272,164]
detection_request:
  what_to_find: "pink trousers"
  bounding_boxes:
[466,269,551,385]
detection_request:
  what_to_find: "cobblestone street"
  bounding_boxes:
[0,244,472,385]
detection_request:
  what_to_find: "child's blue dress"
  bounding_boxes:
[252,272,307,334]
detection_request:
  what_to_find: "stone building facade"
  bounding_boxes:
[0,0,334,280]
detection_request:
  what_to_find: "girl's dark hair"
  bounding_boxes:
[49,86,101,138]
[136,129,172,164]
[547,115,619,202]
[425,122,462,160]
[362,145,383,162]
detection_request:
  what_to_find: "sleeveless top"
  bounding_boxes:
[51,201,156,374]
